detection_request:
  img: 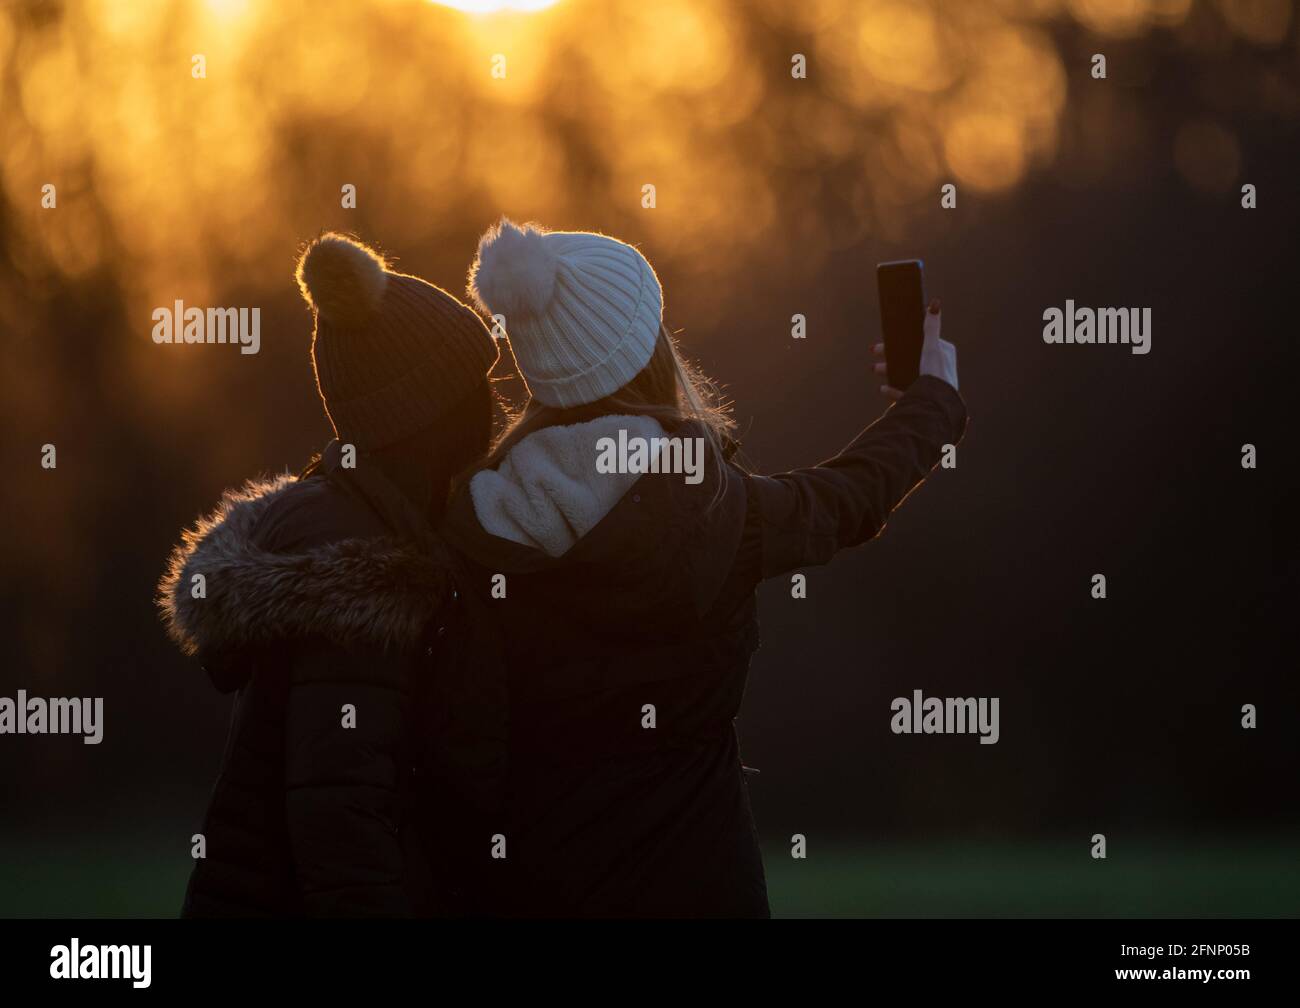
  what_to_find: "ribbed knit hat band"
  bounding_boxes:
[297,234,499,449]
[467,219,662,408]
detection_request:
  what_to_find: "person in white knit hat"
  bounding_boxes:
[442,217,966,918]
[469,218,664,409]
[462,217,736,555]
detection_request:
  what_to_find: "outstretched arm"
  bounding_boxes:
[746,302,966,580]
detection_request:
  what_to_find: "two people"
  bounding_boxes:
[159,221,966,918]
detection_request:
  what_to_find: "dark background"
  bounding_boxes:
[1,0,1297,915]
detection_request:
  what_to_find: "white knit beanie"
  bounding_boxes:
[467,218,662,408]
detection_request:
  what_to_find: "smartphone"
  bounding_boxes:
[877,259,925,390]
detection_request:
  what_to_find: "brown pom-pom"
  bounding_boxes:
[295,233,389,326]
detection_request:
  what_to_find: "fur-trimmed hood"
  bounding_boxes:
[158,474,451,660]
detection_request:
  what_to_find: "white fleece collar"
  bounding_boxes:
[469,414,668,558]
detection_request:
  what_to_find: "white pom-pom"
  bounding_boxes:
[468,218,560,319]
[296,233,389,326]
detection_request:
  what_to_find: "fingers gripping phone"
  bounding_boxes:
[877,259,925,390]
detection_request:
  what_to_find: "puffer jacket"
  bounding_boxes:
[159,443,476,916]
[439,375,968,917]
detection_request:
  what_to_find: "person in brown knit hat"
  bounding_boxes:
[297,232,498,454]
[157,232,499,917]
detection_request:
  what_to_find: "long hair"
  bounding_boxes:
[470,325,736,501]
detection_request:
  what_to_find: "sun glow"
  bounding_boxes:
[429,0,561,12]
[0,0,1272,352]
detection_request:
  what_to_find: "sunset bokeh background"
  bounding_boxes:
[2,0,1298,916]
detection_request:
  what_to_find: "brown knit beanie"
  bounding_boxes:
[295,232,499,449]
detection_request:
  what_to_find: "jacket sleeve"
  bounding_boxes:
[283,641,415,917]
[746,375,967,580]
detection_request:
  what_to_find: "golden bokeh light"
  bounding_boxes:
[431,0,561,12]
[1215,0,1292,44]
[0,0,1290,363]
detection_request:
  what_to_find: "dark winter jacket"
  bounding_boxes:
[439,375,968,918]
[158,444,473,917]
